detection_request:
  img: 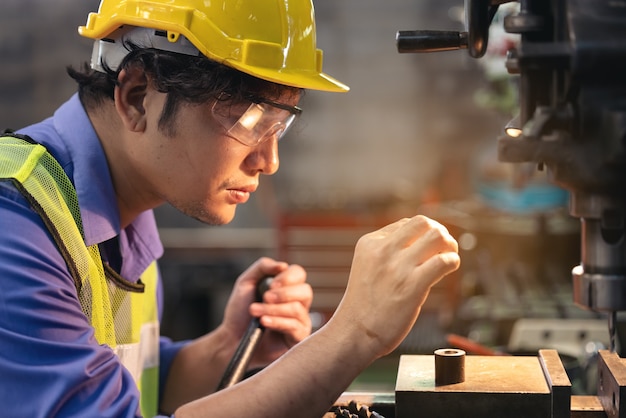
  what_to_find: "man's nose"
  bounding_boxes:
[247,135,279,175]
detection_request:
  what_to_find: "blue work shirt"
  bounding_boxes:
[0,94,186,417]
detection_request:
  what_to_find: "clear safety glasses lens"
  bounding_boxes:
[212,94,302,147]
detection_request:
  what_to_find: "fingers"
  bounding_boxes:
[404,221,458,265]
[251,300,312,343]
[267,265,311,308]
[354,215,458,280]
[391,216,459,293]
[409,244,457,280]
[250,281,313,317]
[372,216,457,267]
[412,251,461,292]
[249,263,313,345]
[392,215,455,251]
[238,257,289,285]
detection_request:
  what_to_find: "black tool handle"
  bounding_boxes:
[216,277,273,390]
[396,30,468,53]
[396,0,499,58]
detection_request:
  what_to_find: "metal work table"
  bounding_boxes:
[329,350,626,418]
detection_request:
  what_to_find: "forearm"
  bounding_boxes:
[174,319,372,418]
[160,325,239,413]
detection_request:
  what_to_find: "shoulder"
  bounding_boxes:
[17,119,74,176]
[0,180,73,291]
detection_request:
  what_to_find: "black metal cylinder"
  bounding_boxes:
[396,30,467,53]
[434,348,466,386]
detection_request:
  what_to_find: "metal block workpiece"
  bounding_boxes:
[395,353,554,418]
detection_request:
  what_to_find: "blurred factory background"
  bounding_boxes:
[2,0,608,394]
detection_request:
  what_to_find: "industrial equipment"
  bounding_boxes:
[386,0,626,416]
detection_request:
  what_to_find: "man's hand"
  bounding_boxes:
[222,257,312,366]
[330,215,460,359]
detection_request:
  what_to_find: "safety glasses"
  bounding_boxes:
[211,93,302,147]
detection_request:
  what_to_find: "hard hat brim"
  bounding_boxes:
[226,61,350,93]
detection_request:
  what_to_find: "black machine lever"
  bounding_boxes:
[216,276,274,391]
[396,30,469,54]
[396,0,504,58]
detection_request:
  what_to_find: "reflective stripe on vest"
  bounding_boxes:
[0,135,159,417]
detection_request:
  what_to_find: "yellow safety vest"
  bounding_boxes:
[0,135,159,417]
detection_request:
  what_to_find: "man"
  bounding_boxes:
[0,1,460,417]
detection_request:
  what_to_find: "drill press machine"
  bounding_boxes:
[392,0,626,416]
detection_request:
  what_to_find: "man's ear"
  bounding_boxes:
[115,66,148,132]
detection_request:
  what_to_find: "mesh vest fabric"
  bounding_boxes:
[0,135,159,417]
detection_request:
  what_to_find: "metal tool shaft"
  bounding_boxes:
[609,311,617,352]
[216,277,273,391]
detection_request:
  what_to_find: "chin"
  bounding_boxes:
[177,203,237,226]
[202,207,237,225]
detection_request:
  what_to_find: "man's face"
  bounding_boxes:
[134,88,301,225]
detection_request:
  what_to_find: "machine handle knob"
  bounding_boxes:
[396,30,468,53]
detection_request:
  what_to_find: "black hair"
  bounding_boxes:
[67,43,301,136]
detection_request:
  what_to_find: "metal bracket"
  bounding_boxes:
[539,349,572,418]
[598,350,626,418]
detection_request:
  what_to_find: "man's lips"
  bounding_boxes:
[226,185,257,203]
[228,184,257,194]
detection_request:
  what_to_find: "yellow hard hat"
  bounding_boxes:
[78,0,349,93]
